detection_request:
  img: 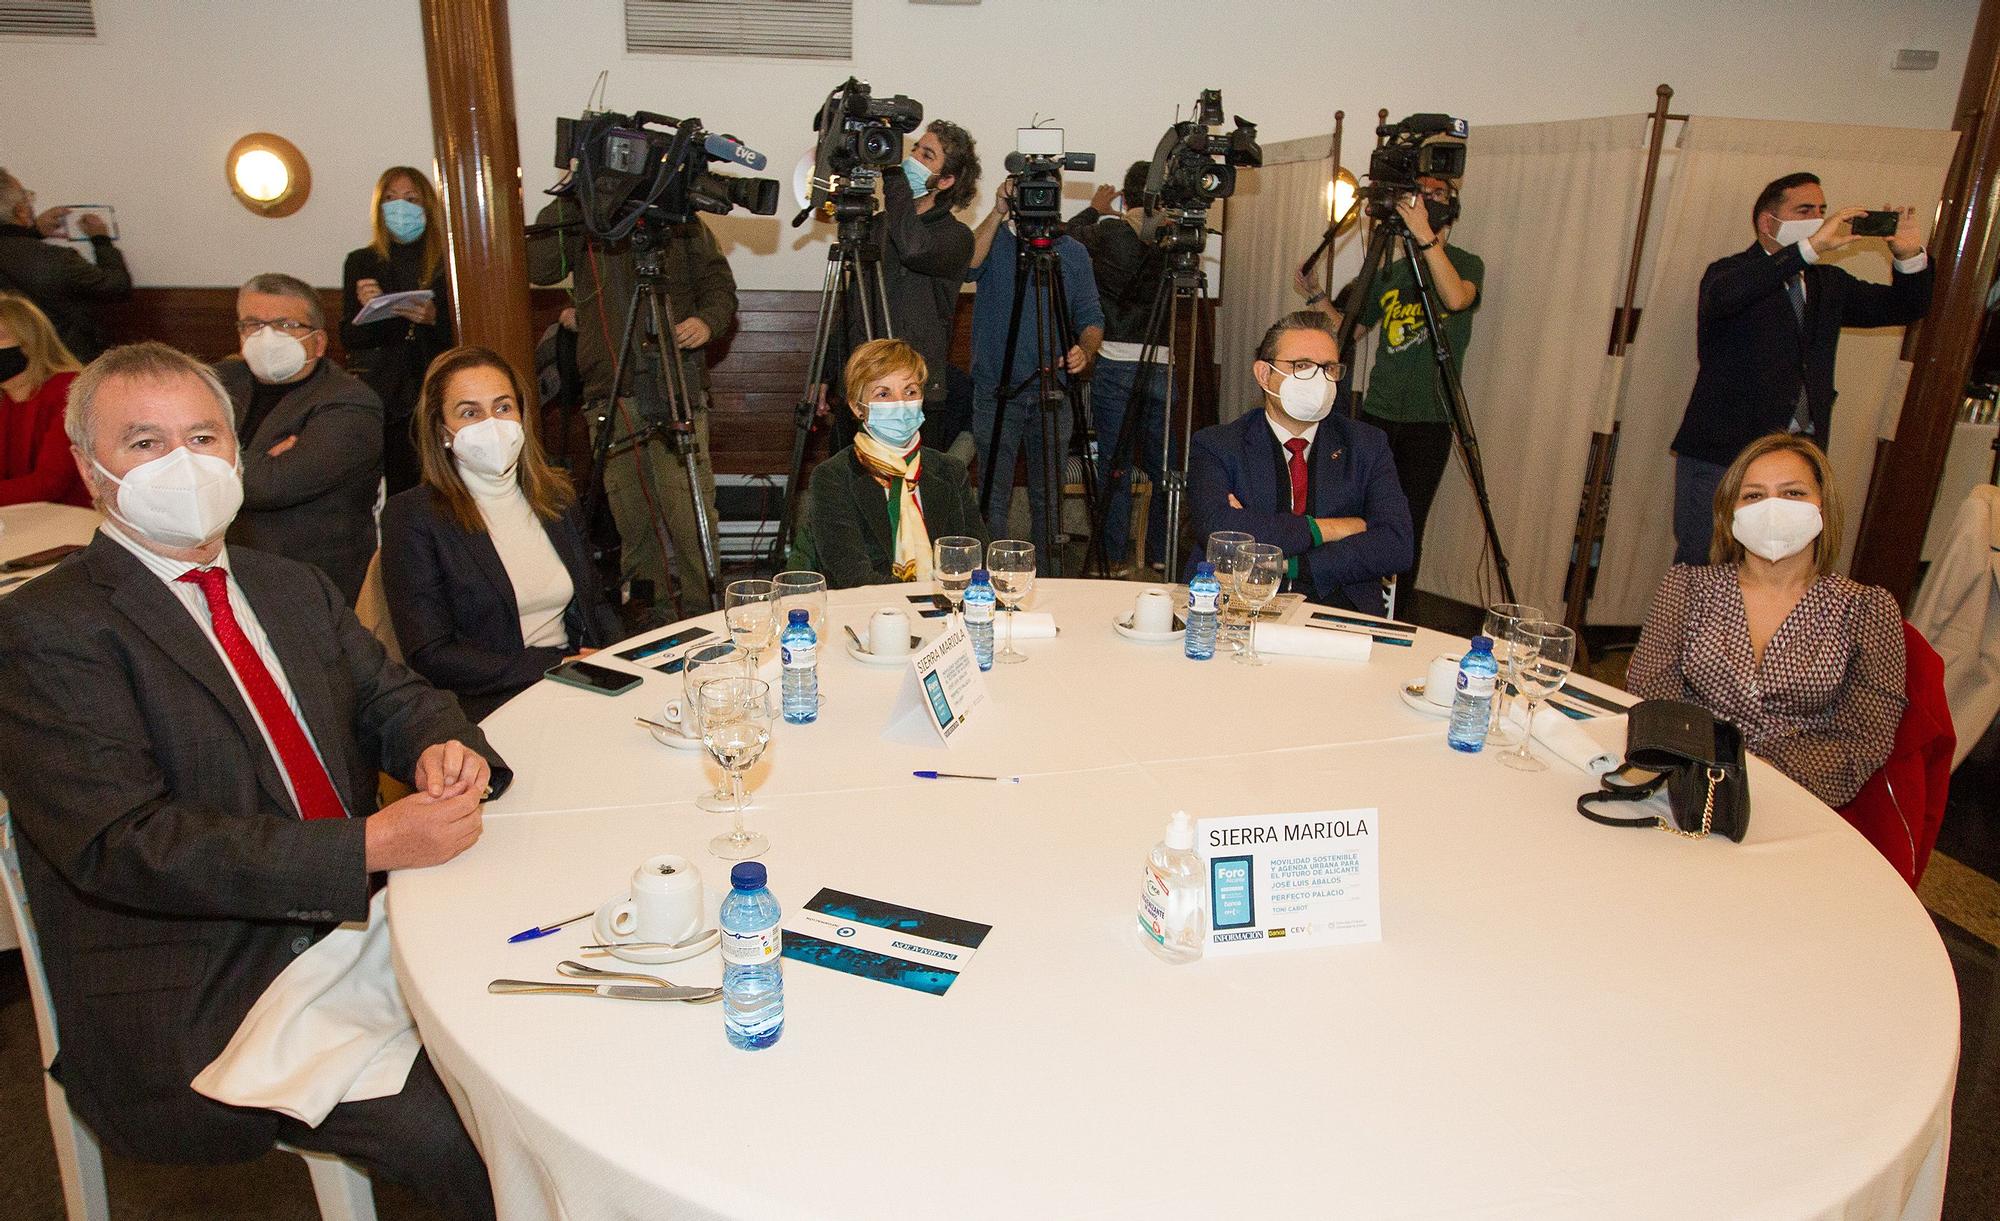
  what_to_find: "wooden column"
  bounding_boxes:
[1850,0,2000,601]
[419,0,536,396]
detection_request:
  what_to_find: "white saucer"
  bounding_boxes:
[846,640,916,667]
[1398,680,1453,719]
[1112,614,1184,644]
[648,724,704,751]
[591,893,723,965]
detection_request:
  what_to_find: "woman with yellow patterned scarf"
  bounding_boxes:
[807,339,988,589]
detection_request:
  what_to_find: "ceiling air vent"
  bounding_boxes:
[626,0,852,61]
[0,0,94,37]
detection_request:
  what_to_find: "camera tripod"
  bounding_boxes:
[1086,240,1207,579]
[980,228,1107,576]
[1334,209,1515,603]
[772,203,894,566]
[581,229,724,614]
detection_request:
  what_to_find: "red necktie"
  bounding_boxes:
[1285,437,1310,516]
[178,567,347,821]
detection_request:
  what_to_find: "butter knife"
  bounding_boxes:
[488,979,718,1002]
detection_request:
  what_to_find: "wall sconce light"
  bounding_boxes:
[227,133,311,218]
[1327,168,1361,234]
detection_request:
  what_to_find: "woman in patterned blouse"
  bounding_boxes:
[1628,433,1905,807]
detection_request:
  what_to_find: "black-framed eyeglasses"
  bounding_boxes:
[235,318,318,338]
[1269,358,1345,381]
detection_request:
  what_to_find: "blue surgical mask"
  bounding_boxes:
[382,198,428,243]
[900,156,933,200]
[865,399,924,448]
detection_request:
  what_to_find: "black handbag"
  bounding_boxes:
[1575,700,1751,841]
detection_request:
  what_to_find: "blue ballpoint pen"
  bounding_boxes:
[912,770,1020,783]
[507,911,593,943]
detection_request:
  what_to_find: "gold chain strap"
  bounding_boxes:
[1656,765,1725,840]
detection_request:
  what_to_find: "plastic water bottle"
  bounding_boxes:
[780,609,817,724]
[720,861,784,1050]
[1138,810,1206,964]
[964,569,996,670]
[1185,562,1220,660]
[1447,635,1499,753]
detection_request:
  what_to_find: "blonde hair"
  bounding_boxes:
[1708,432,1843,577]
[368,166,445,286]
[413,345,571,532]
[843,338,927,410]
[0,292,82,395]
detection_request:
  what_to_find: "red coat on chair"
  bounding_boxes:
[1839,622,1955,888]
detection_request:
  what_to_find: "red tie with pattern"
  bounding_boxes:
[178,567,347,821]
[1285,437,1310,516]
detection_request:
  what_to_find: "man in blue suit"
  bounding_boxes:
[1188,311,1413,614]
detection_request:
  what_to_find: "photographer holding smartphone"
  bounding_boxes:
[1667,172,1932,565]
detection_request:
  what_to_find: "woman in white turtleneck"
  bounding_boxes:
[381,346,622,721]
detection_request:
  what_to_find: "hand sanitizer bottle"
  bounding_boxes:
[1138,810,1206,964]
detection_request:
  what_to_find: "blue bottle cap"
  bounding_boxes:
[971,568,990,582]
[1470,635,1493,652]
[788,608,808,624]
[730,861,767,891]
[1195,562,1215,578]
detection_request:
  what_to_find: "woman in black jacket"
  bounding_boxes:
[381,346,621,722]
[342,166,453,494]
[806,339,987,589]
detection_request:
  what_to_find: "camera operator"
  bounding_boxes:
[1298,174,1481,597]
[965,178,1105,561]
[527,190,737,618]
[1067,161,1171,574]
[823,120,981,453]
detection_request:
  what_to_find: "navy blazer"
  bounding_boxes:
[1673,241,1934,466]
[380,485,622,722]
[1187,410,1413,614]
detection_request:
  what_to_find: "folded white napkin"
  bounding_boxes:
[192,891,419,1127]
[1251,622,1370,661]
[1509,704,1624,776]
[1000,611,1057,640]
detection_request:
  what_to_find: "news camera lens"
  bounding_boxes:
[859,126,900,167]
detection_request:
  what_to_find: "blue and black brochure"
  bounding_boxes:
[782,888,991,996]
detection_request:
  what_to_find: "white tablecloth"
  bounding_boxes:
[389,580,1958,1221]
[0,503,99,953]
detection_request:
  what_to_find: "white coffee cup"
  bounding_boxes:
[658,699,695,738]
[604,854,705,943]
[1425,654,1461,707]
[1133,587,1174,633]
[869,606,913,656]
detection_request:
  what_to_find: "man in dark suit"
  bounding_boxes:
[1188,311,1413,614]
[218,272,384,606]
[0,343,502,1218]
[1670,172,1933,564]
[0,167,131,361]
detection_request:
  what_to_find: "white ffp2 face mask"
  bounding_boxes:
[92,447,245,549]
[1263,367,1337,423]
[1731,497,1823,563]
[242,326,308,382]
[450,416,525,480]
[1772,217,1820,248]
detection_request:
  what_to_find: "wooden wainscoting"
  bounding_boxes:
[93,287,1218,479]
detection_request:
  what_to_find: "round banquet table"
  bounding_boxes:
[389,579,1957,1221]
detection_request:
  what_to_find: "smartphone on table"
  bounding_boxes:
[544,658,642,696]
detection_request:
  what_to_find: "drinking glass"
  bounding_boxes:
[933,537,982,613]
[987,540,1036,664]
[685,642,750,812]
[1208,530,1254,652]
[1481,602,1542,748]
[1501,621,1576,772]
[1235,543,1284,666]
[724,580,778,670]
[701,677,774,859]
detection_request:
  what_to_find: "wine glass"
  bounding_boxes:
[772,571,828,639]
[685,642,750,813]
[701,676,774,859]
[1208,530,1254,652]
[1481,602,1542,748]
[987,540,1036,664]
[1501,621,1577,772]
[1234,543,1284,666]
[933,537,982,614]
[724,580,778,671]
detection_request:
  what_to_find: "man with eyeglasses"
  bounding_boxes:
[215,272,383,606]
[1187,311,1412,614]
[1298,175,1481,602]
